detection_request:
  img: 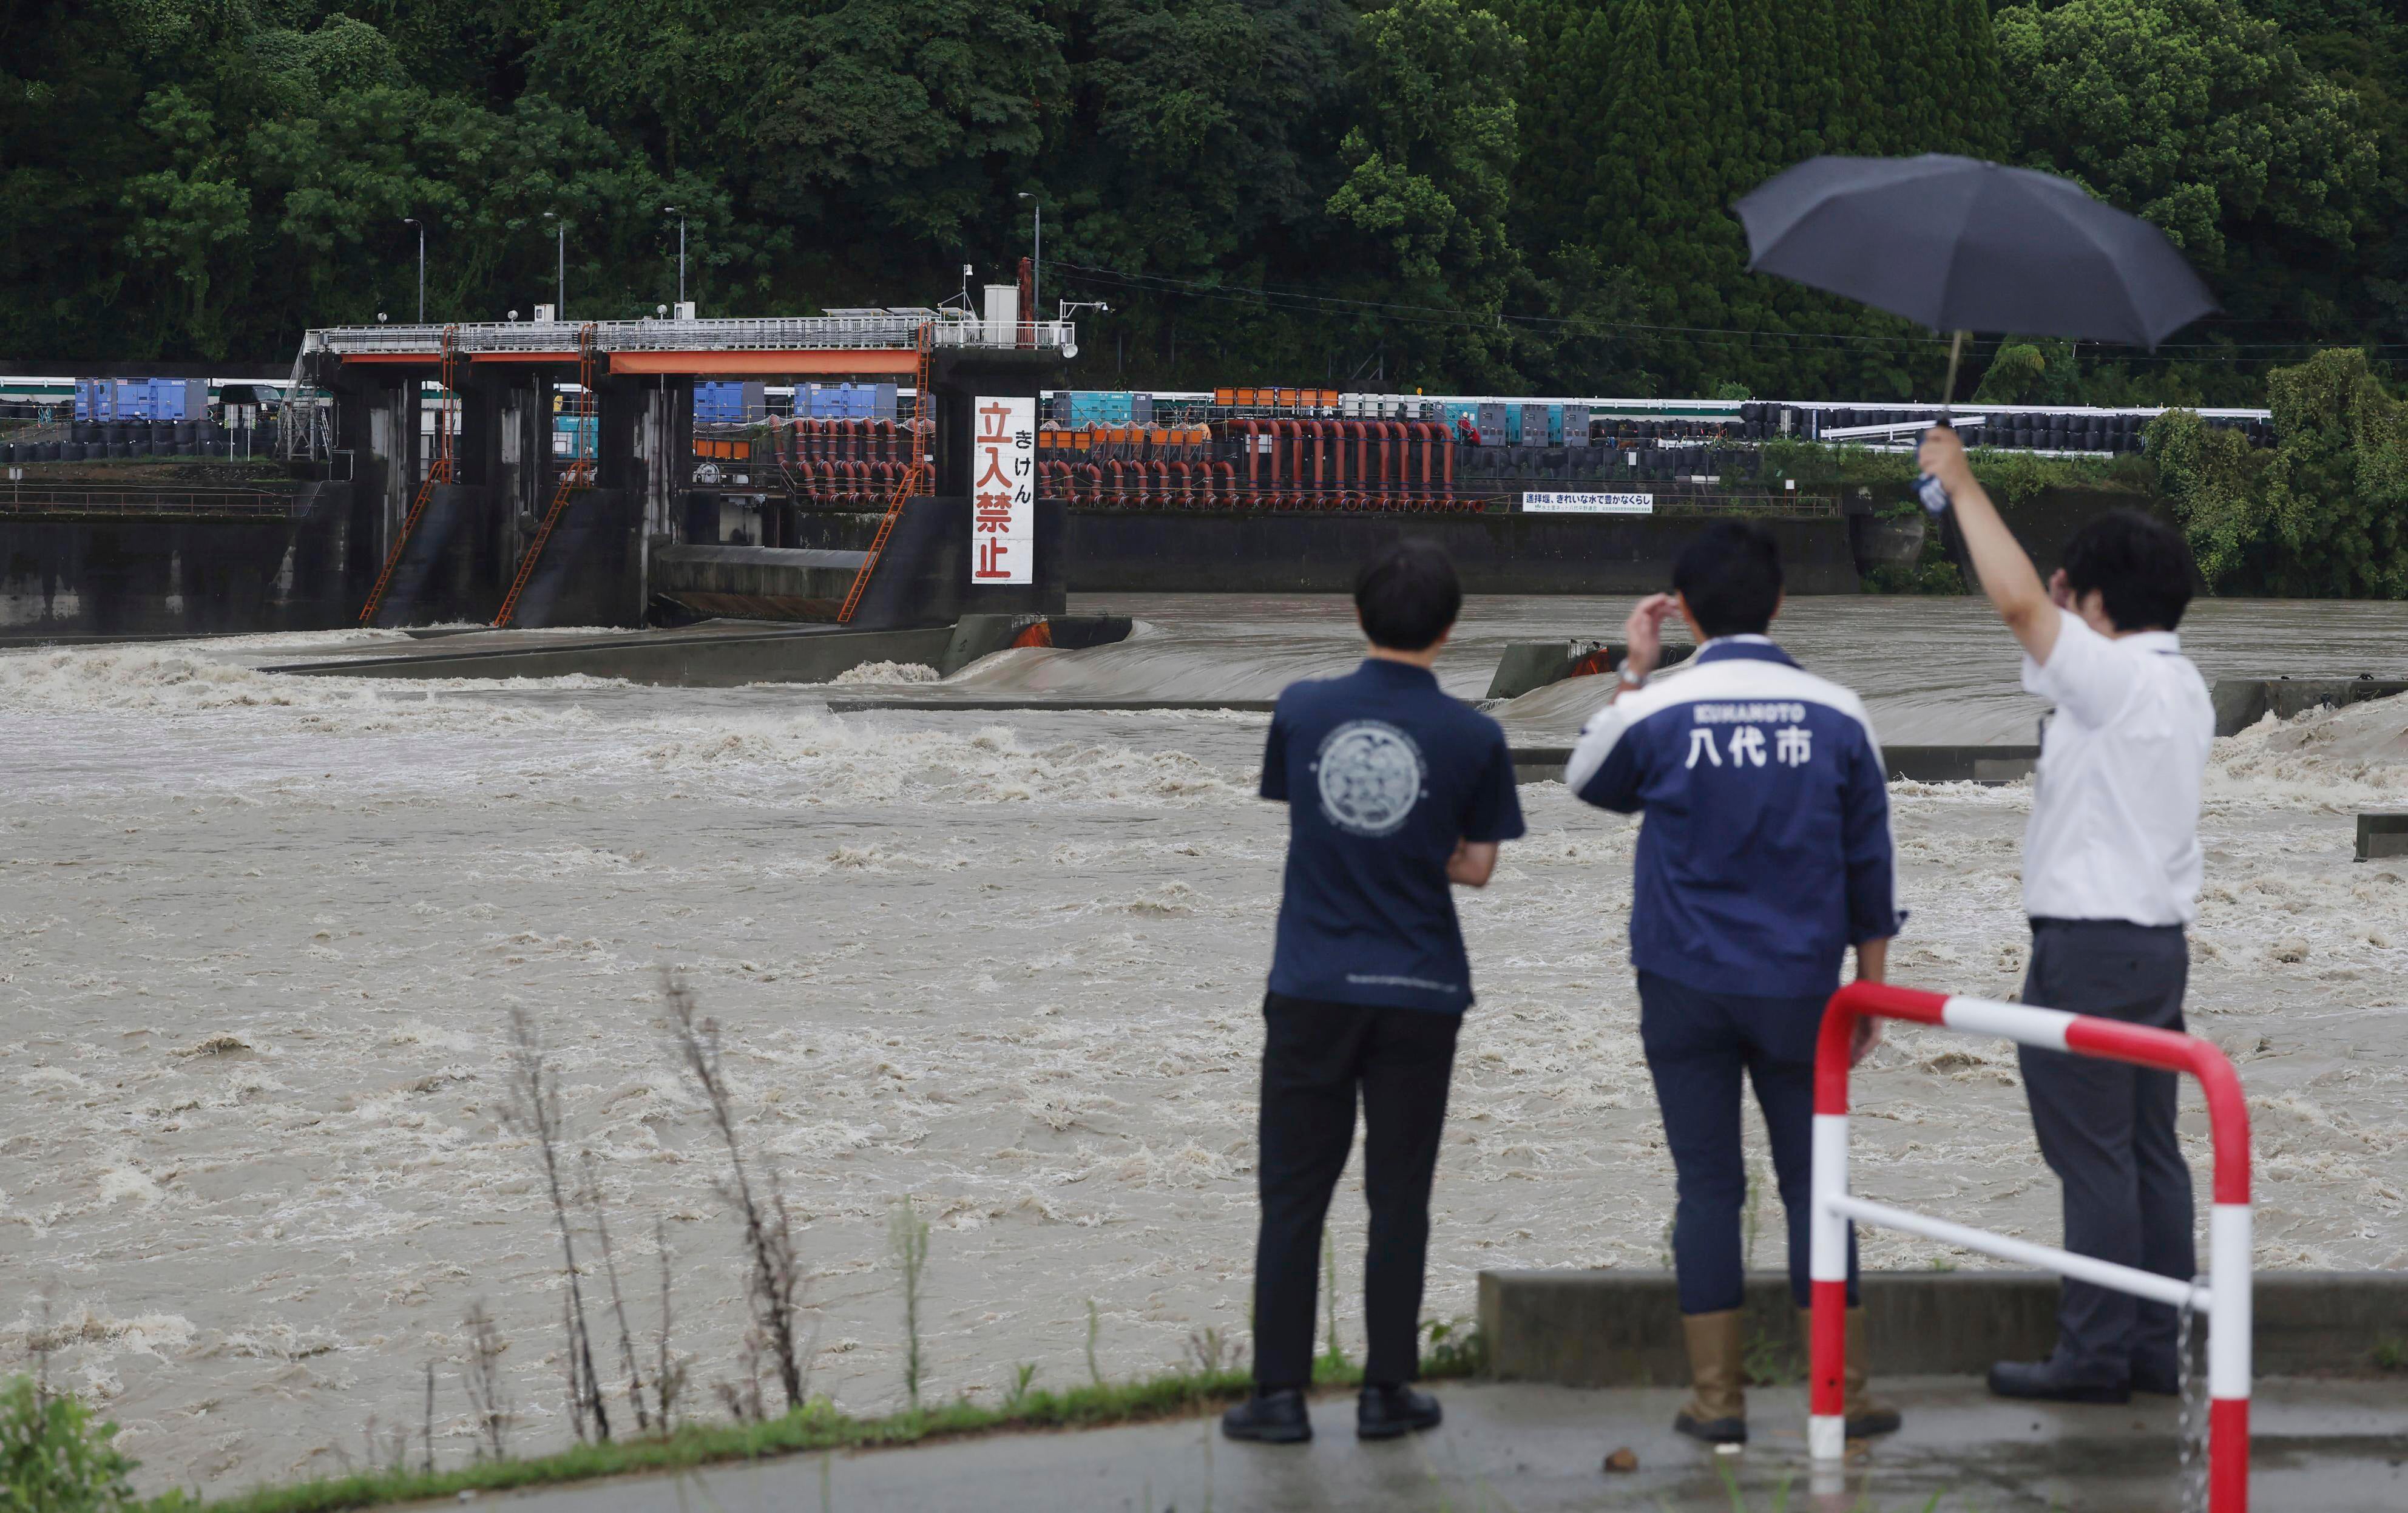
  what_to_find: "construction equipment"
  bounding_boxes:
[835,323,933,624]
[492,325,599,629]
[356,325,460,625]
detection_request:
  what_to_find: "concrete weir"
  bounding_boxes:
[268,611,1130,687]
[2214,676,2408,736]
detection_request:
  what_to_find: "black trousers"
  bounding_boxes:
[2019,918,2196,1376]
[1251,992,1461,1390]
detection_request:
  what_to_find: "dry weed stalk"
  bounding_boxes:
[499,1005,610,1441]
[578,1149,652,1433]
[461,1302,512,1461]
[889,1196,930,1409]
[654,1216,689,1430]
[713,1328,771,1423]
[661,967,809,1413]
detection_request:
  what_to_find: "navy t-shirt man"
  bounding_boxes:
[1260,661,1524,1012]
[1225,541,1524,1450]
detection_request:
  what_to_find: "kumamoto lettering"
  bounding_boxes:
[1690,702,1808,725]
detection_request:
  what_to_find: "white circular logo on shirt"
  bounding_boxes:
[1314,720,1426,836]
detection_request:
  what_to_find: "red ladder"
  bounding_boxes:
[492,325,599,629]
[357,325,460,625]
[836,323,933,624]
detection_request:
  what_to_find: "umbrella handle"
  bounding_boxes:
[1914,328,1969,514]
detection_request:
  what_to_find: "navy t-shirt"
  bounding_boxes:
[1261,658,1526,1012]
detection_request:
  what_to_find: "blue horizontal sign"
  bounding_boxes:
[1522,491,1654,515]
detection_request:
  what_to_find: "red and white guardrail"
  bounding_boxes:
[1810,981,2253,1512]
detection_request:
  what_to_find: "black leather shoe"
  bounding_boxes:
[1987,1356,2131,1404]
[1357,1383,1442,1440]
[1221,1388,1312,1444]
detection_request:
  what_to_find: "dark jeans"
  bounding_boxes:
[1639,970,1859,1315]
[1252,992,1461,1390]
[2020,918,2195,1377]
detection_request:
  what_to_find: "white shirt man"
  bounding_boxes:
[1921,427,2213,1406]
[2021,615,2213,925]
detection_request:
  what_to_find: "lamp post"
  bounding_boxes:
[663,205,686,309]
[1016,193,1041,335]
[402,218,424,323]
[543,212,565,318]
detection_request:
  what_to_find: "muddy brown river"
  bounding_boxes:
[4,594,2405,1492]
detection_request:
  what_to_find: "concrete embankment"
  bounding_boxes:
[1,481,366,639]
[1481,1268,2408,1386]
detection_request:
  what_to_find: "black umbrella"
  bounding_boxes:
[1733,153,2216,399]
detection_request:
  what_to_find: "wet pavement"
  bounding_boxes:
[467,1377,2408,1512]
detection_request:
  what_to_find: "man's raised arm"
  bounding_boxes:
[1919,427,2060,663]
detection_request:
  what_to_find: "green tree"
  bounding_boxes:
[1325,0,1526,382]
[1995,0,2379,266]
[2148,406,2271,590]
[2260,347,2408,597]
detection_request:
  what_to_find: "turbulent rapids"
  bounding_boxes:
[5,594,2408,1494]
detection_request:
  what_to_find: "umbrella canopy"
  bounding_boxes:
[1733,154,2216,350]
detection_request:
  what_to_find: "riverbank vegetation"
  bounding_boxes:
[8,1345,1483,1513]
[2,2,2398,404]
[2149,349,2408,597]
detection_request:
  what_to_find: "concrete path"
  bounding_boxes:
[464,1378,2408,1512]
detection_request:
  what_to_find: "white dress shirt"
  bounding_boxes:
[2020,611,2213,926]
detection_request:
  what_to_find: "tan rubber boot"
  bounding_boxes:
[1673,1308,1748,1444]
[1799,1307,1902,1437]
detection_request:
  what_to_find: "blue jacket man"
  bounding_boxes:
[1564,520,1900,1446]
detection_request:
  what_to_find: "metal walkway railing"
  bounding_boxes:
[1811,981,2253,1512]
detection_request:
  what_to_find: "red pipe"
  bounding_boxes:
[1440,419,1455,499]
[1237,419,1259,493]
[1306,419,1325,494]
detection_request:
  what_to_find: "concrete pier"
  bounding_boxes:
[1478,1268,2408,1386]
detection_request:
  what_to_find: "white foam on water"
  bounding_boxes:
[828,660,942,685]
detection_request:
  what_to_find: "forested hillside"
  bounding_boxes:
[0,0,2395,402]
